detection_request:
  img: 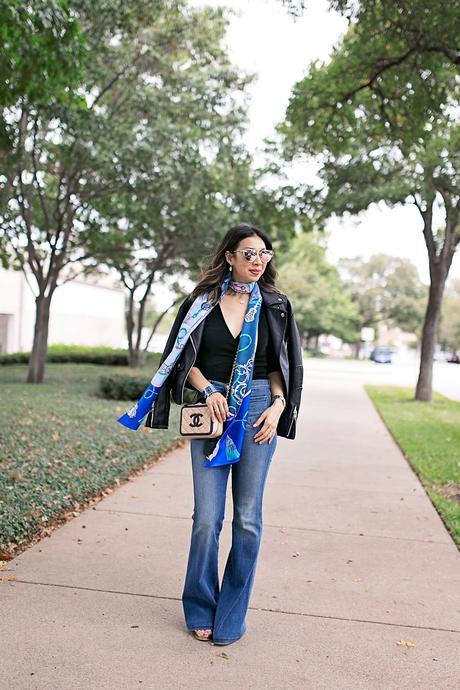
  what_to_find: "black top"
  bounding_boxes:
[194,302,280,382]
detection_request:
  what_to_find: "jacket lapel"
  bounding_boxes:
[261,289,288,352]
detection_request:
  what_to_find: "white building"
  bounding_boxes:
[0,267,126,354]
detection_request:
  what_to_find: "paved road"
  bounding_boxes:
[1,359,459,689]
[307,355,460,401]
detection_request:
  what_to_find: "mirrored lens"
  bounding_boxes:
[242,249,273,263]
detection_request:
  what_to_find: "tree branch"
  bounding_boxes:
[31,114,51,240]
[143,294,184,352]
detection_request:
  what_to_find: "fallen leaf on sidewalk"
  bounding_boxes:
[216,652,229,659]
[396,640,416,648]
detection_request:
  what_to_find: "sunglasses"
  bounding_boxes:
[230,248,274,264]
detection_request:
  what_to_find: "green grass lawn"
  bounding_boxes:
[0,361,183,556]
[365,385,460,548]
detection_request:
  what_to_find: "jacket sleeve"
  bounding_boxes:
[286,297,303,394]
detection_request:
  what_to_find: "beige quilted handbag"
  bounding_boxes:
[179,345,239,440]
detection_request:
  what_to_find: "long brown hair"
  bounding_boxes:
[189,224,281,304]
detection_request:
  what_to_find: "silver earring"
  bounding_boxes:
[229,264,232,271]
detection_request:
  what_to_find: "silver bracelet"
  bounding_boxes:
[271,394,286,409]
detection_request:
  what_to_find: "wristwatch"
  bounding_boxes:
[203,384,219,399]
[271,394,286,409]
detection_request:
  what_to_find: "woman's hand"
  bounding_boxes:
[206,391,231,423]
[252,399,284,445]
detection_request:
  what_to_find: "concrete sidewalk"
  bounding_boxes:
[2,365,460,689]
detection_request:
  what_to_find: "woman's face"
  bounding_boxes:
[225,235,268,283]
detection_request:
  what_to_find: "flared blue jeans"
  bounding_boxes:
[182,378,278,644]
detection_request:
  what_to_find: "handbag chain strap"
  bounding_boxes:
[225,340,239,403]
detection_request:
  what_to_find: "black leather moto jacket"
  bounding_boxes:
[144,288,304,439]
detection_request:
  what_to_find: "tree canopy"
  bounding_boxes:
[337,254,426,338]
[276,0,460,400]
[277,232,360,344]
[0,0,266,378]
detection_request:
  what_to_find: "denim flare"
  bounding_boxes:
[182,378,278,644]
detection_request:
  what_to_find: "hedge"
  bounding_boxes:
[0,345,158,366]
[99,374,149,400]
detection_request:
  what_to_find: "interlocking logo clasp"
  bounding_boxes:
[189,413,204,428]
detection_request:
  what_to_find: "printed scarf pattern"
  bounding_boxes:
[117,270,262,468]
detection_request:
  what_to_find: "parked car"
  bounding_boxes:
[370,346,394,363]
[447,351,460,364]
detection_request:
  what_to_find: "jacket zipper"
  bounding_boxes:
[180,334,197,404]
[287,405,297,435]
[271,303,288,401]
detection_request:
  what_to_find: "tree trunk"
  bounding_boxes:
[143,295,183,352]
[300,331,307,351]
[126,291,138,367]
[415,274,446,401]
[128,350,140,367]
[415,188,458,401]
[27,294,52,383]
[124,276,155,368]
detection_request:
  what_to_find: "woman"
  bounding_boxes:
[118,223,303,646]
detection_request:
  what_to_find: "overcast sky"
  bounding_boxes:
[157,0,459,307]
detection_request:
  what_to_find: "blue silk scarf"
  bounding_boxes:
[117,270,262,468]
